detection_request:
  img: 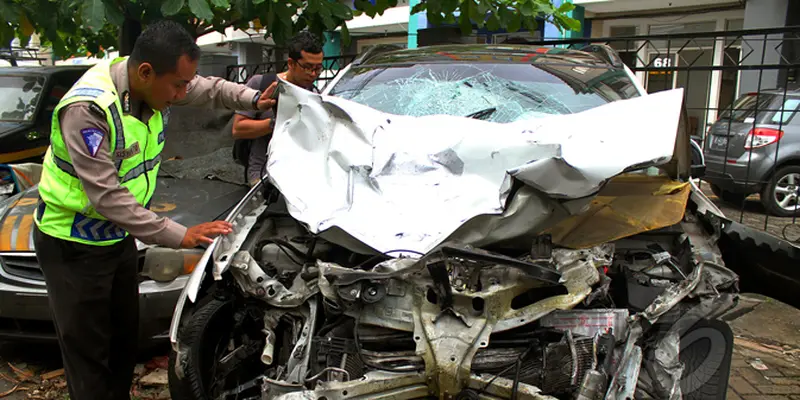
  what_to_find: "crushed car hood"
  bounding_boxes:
[267,79,686,255]
[0,176,249,252]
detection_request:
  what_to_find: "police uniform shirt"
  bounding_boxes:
[58,58,261,249]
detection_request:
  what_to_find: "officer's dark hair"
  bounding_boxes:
[287,31,323,60]
[129,20,201,75]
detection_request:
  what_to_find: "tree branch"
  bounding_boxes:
[197,19,242,37]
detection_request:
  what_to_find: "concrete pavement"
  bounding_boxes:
[723,294,800,400]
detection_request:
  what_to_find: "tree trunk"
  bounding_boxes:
[118,18,142,56]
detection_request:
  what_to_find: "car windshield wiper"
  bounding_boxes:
[465,107,497,120]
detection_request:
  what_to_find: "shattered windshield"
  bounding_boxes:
[0,75,46,122]
[328,62,639,123]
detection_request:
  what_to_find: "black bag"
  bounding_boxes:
[232,73,278,168]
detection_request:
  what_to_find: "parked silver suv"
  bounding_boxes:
[703,88,800,216]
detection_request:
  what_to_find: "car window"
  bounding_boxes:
[0,75,46,122]
[717,92,799,125]
[328,62,639,123]
[771,98,799,125]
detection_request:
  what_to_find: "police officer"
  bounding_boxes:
[32,20,278,400]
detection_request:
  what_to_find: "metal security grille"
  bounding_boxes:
[528,27,800,244]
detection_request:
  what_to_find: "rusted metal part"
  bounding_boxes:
[413,287,494,399]
[272,371,430,400]
[466,374,557,400]
[494,246,610,332]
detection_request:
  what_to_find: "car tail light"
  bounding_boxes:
[744,128,784,149]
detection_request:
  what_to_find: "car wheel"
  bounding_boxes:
[709,184,747,206]
[679,319,734,400]
[761,166,800,217]
[179,298,265,400]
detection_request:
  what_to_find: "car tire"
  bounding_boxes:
[761,166,800,217]
[679,319,734,400]
[709,184,747,206]
[180,297,235,400]
[175,296,266,400]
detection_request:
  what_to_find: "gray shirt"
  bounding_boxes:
[235,74,317,185]
[235,74,276,185]
[58,59,261,249]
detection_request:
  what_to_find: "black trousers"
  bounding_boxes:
[33,225,139,400]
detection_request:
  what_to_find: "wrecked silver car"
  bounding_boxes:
[167,45,740,400]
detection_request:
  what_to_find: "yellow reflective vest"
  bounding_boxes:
[34,56,165,246]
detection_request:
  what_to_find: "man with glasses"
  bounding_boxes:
[232,31,324,186]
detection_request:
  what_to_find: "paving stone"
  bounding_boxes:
[763,364,788,377]
[780,368,800,377]
[742,396,790,400]
[728,389,743,400]
[732,357,749,368]
[729,375,759,394]
[772,378,800,386]
[756,385,800,395]
[738,367,775,386]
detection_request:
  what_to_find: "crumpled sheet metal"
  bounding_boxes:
[267,78,685,254]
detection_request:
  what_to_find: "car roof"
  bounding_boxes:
[0,65,90,76]
[760,88,800,96]
[356,44,622,68]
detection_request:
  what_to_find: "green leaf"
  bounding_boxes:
[442,0,458,12]
[557,1,575,13]
[160,0,185,15]
[564,17,581,31]
[375,0,389,14]
[486,14,500,31]
[306,0,319,13]
[519,0,534,17]
[210,0,230,7]
[318,6,335,30]
[0,2,18,24]
[458,9,471,36]
[329,2,353,20]
[188,0,214,20]
[467,0,480,23]
[341,22,351,46]
[507,12,521,32]
[410,2,426,14]
[522,16,537,32]
[102,0,126,26]
[266,2,276,29]
[82,0,106,32]
[476,0,490,18]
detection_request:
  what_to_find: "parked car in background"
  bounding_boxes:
[0,172,249,344]
[703,88,800,216]
[0,65,89,164]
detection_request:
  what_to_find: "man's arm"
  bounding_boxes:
[232,113,274,139]
[60,103,230,248]
[231,75,277,139]
[174,75,263,110]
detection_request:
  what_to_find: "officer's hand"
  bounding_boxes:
[181,221,234,248]
[257,81,278,111]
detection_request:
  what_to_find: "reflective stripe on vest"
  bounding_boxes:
[121,155,161,183]
[71,213,127,242]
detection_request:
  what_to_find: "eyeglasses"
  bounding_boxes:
[292,60,324,73]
